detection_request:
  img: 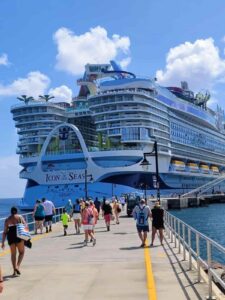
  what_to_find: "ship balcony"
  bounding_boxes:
[11,101,66,111]
[19,155,39,164]
[17,125,54,133]
[15,118,64,126]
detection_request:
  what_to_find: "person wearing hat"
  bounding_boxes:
[150,201,164,246]
[132,198,151,247]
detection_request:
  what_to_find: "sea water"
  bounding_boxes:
[171,204,225,264]
[0,198,21,219]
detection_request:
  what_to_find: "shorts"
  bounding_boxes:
[45,215,53,222]
[136,225,149,232]
[83,224,93,231]
[73,213,81,220]
[35,216,45,221]
[104,214,111,223]
[63,225,68,229]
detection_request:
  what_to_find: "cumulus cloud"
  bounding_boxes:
[0,71,50,98]
[0,155,25,198]
[49,85,73,103]
[0,53,9,66]
[53,26,131,75]
[156,38,225,92]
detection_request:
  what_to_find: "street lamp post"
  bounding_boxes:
[84,169,93,200]
[140,141,160,203]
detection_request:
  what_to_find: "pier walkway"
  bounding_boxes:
[0,213,221,300]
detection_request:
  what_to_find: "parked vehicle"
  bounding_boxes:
[126,193,142,217]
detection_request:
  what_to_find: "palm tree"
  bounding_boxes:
[17,95,34,105]
[38,95,55,102]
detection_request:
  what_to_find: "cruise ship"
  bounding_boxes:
[11,61,225,209]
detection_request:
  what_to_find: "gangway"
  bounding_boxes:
[181,174,225,198]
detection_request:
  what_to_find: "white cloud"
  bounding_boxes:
[0,71,50,98]
[49,85,73,103]
[156,38,225,92]
[0,53,9,66]
[53,26,131,75]
[0,155,25,198]
[120,57,131,69]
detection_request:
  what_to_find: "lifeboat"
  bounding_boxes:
[187,162,199,173]
[199,164,209,173]
[210,166,219,175]
[171,160,185,171]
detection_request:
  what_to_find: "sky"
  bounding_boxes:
[1,0,225,197]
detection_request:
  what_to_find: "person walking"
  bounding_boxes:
[150,201,164,246]
[113,200,121,224]
[94,197,101,219]
[61,208,70,236]
[33,200,45,234]
[42,198,56,233]
[132,199,151,247]
[102,199,113,231]
[89,200,99,236]
[81,201,96,246]
[73,199,81,234]
[120,196,126,211]
[1,207,26,276]
[65,199,73,220]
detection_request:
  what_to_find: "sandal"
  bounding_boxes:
[15,268,21,275]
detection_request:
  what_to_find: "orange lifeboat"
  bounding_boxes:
[171,160,185,171]
[200,164,209,173]
[187,162,199,173]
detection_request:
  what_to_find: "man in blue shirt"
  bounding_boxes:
[133,199,151,247]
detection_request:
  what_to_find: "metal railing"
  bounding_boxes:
[164,211,225,299]
[0,207,64,237]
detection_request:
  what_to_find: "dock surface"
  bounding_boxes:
[0,213,217,300]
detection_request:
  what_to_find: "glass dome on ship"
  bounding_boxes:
[11,61,225,209]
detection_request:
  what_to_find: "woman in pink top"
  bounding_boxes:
[81,202,96,246]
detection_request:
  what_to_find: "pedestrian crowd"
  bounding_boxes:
[0,195,165,293]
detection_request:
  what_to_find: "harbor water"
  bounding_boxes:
[171,203,225,264]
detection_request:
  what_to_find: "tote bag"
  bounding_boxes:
[16,223,31,241]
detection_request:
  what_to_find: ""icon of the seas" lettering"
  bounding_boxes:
[45,172,84,183]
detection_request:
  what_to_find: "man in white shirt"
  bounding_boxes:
[132,199,151,247]
[42,198,56,233]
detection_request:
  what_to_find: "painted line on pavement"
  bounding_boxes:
[144,241,157,300]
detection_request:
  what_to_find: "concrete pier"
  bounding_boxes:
[0,213,222,300]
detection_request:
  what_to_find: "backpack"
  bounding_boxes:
[87,208,94,224]
[137,206,146,225]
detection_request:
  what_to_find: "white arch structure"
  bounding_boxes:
[37,123,96,170]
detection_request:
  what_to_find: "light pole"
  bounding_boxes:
[84,169,93,200]
[140,141,160,202]
[140,182,148,202]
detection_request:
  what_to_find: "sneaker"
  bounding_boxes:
[83,240,88,246]
[93,239,96,246]
[49,226,52,232]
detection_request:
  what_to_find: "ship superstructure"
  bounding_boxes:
[11,61,225,208]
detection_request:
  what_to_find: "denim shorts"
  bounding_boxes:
[136,225,149,232]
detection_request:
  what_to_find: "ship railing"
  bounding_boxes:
[164,210,225,299]
[0,206,65,237]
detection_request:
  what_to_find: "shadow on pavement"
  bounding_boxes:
[119,246,143,250]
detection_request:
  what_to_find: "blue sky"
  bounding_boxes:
[1,0,225,197]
